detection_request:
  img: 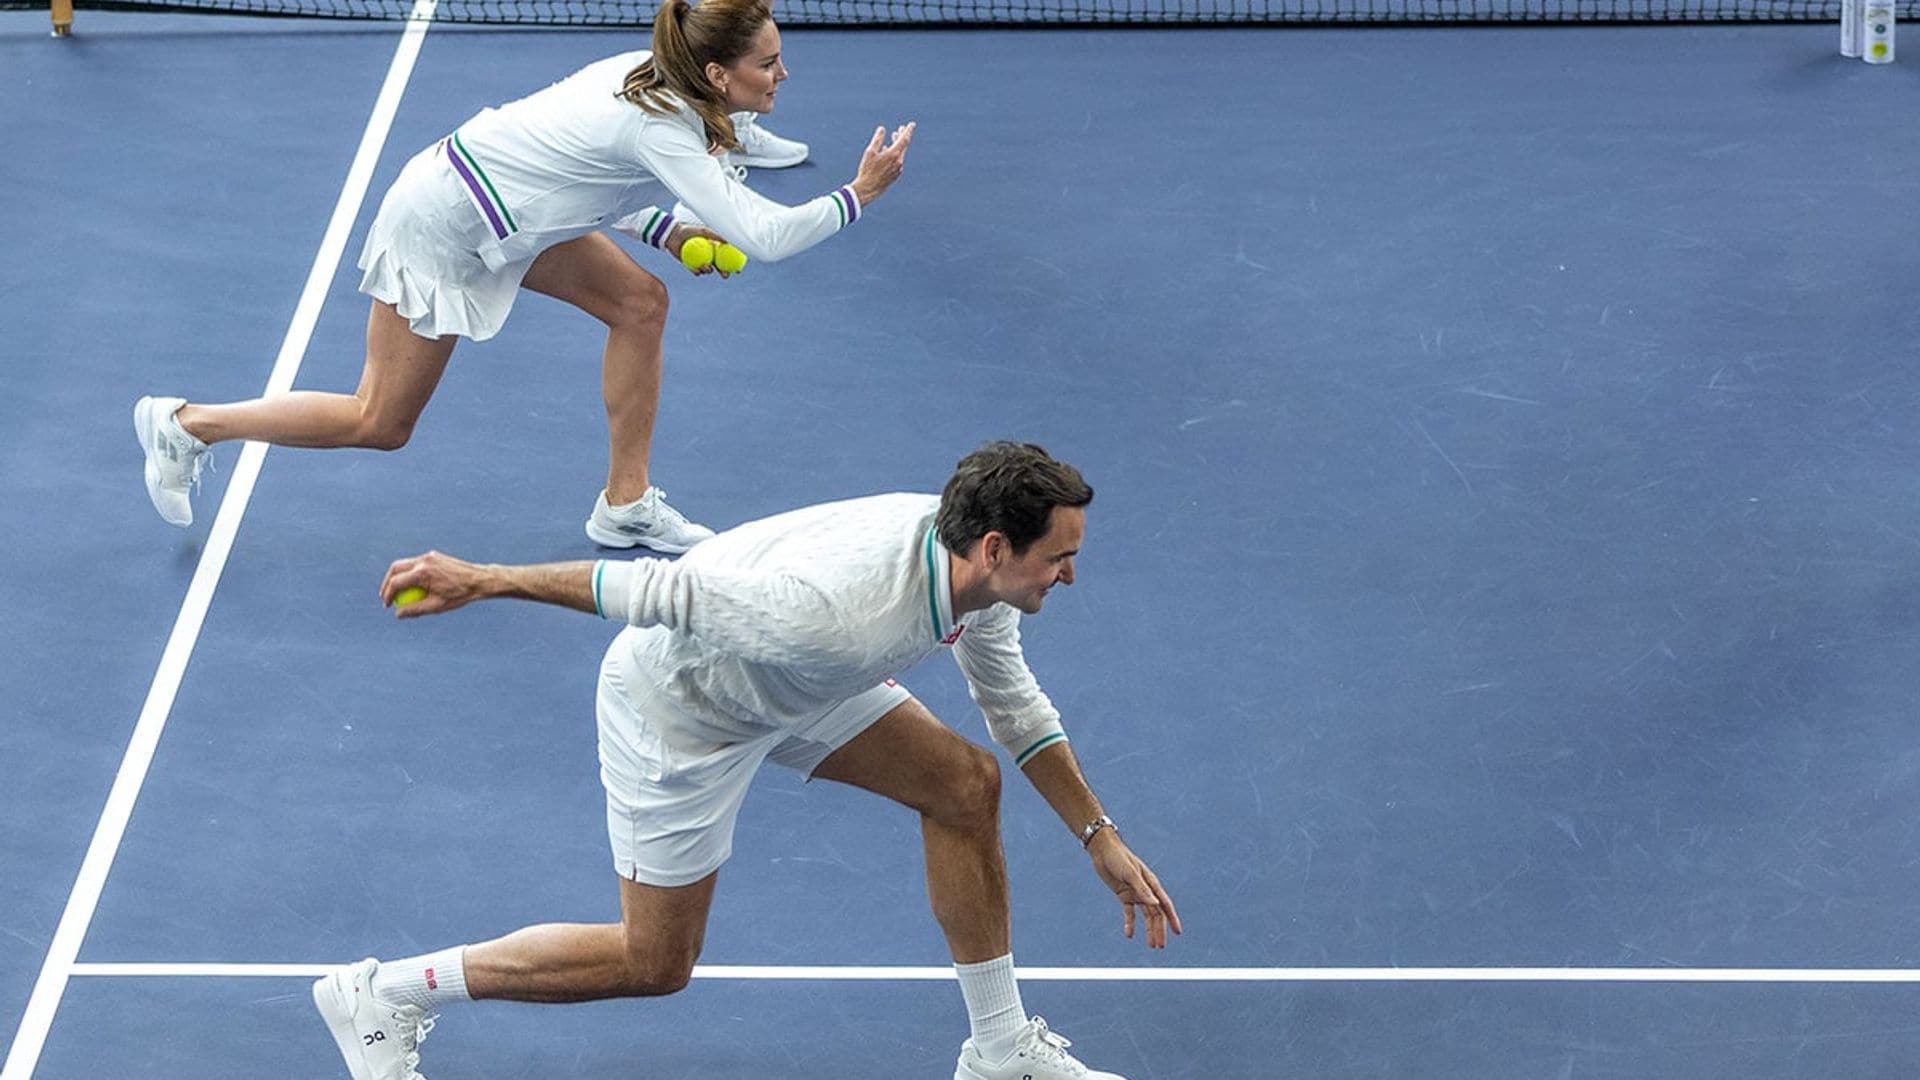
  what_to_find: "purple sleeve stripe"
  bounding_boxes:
[647,210,674,248]
[834,186,860,227]
[444,139,511,241]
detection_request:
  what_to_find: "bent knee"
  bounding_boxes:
[616,954,696,997]
[930,743,1001,829]
[605,272,669,332]
[613,930,701,997]
[355,418,415,451]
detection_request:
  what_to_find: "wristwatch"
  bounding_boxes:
[1078,814,1117,847]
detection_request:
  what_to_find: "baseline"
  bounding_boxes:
[66,962,1920,984]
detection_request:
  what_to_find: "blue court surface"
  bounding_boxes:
[6,11,1920,1078]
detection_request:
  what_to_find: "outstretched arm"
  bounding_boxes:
[385,552,866,680]
[641,121,916,264]
[380,551,598,618]
[1019,741,1183,949]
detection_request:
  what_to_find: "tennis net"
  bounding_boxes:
[13,0,1901,24]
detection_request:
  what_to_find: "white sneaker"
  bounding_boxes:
[312,958,438,1080]
[585,487,715,553]
[954,1016,1126,1080]
[731,113,808,168]
[133,395,209,527]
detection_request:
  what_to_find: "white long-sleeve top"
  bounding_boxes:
[592,493,1068,765]
[444,51,860,271]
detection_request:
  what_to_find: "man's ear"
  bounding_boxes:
[984,532,1006,567]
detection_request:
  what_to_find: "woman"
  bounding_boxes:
[135,0,914,553]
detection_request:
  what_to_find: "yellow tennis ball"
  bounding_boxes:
[678,235,714,271]
[394,585,428,608]
[714,243,748,274]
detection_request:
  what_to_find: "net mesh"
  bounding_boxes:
[15,0,1907,29]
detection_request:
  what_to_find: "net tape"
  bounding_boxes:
[31,0,1916,23]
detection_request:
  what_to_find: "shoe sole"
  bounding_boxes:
[312,972,378,1080]
[733,152,807,169]
[955,1057,1124,1080]
[584,517,700,555]
[133,398,193,527]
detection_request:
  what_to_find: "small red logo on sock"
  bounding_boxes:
[425,968,438,991]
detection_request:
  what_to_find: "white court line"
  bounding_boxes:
[0,7,436,1077]
[65,962,1920,984]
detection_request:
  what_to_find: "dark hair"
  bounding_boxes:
[620,0,772,154]
[936,442,1094,555]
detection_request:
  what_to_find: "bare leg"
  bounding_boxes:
[520,232,669,506]
[175,300,456,450]
[461,871,718,1004]
[811,698,1010,964]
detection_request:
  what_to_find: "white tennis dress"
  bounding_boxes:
[358,51,862,341]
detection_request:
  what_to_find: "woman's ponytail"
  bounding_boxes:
[621,0,772,154]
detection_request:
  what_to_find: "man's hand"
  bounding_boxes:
[380,550,497,618]
[1087,832,1182,948]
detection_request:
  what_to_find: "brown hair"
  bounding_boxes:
[620,0,773,154]
[936,442,1094,555]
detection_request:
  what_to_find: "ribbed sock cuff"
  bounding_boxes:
[955,954,1024,1060]
[371,945,470,1010]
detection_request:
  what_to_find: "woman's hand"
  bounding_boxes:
[665,223,731,276]
[849,122,916,207]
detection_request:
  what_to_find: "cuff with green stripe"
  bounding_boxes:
[1011,727,1068,767]
[592,558,637,620]
[830,186,861,228]
[636,208,676,249]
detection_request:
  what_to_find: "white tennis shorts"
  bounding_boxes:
[356,141,534,342]
[596,643,911,887]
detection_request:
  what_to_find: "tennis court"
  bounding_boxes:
[5,2,1920,1076]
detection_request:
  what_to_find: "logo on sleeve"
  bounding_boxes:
[940,623,967,646]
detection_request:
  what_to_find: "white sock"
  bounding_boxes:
[370,946,470,1010]
[955,955,1026,1062]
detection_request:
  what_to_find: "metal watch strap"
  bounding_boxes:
[1078,814,1116,847]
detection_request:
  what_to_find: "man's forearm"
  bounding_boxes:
[484,560,602,615]
[1019,740,1108,844]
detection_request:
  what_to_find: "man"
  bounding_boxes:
[312,441,1180,1080]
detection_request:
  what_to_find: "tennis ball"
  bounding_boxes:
[678,235,715,271]
[714,243,748,274]
[394,585,428,608]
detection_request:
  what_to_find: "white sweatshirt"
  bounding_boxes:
[592,493,1068,765]
[444,51,859,271]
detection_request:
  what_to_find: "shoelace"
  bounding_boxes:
[187,450,213,493]
[1017,1018,1085,1074]
[397,1010,437,1080]
[648,488,694,527]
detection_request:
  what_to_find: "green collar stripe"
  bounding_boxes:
[923,528,942,639]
